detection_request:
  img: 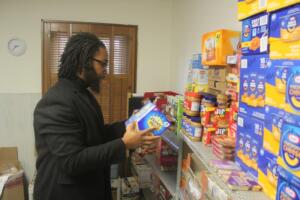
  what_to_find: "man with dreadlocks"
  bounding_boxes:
[33,32,159,200]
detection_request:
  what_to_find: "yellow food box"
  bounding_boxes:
[238,0,267,21]
[267,0,300,12]
[269,4,300,59]
[258,149,278,200]
[202,29,240,66]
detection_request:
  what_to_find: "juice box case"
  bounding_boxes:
[269,4,300,59]
[278,124,300,178]
[242,12,269,55]
[267,0,300,12]
[239,55,268,121]
[238,0,268,21]
[265,59,300,116]
[258,149,279,200]
[125,102,170,136]
[236,114,263,178]
[202,29,240,66]
[276,166,300,200]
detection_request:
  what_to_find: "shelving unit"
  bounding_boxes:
[161,130,181,152]
[180,131,271,200]
[144,154,177,197]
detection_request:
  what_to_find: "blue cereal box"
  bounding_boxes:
[276,166,300,200]
[242,12,269,55]
[265,59,300,116]
[236,114,263,178]
[125,102,170,136]
[278,124,300,178]
[269,4,300,59]
[239,54,268,120]
[258,149,279,200]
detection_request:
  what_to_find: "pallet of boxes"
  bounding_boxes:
[0,147,25,200]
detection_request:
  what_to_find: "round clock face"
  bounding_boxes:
[8,38,27,56]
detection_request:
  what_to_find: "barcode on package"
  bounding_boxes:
[238,117,244,127]
[260,36,268,52]
[259,0,267,9]
[241,59,248,68]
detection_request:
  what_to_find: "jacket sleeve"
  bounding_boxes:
[34,96,126,176]
[103,121,126,142]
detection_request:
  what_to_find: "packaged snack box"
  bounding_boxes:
[258,148,279,200]
[202,29,240,66]
[241,12,269,55]
[268,0,300,12]
[269,4,300,59]
[278,124,300,178]
[238,0,267,21]
[276,166,300,200]
[239,54,268,120]
[126,102,170,136]
[266,59,300,116]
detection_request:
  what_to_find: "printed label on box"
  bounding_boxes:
[266,59,300,116]
[242,12,269,55]
[269,4,300,59]
[126,102,170,136]
[239,55,268,120]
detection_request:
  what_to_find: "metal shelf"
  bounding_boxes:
[161,130,181,152]
[180,131,271,200]
[141,188,155,200]
[144,154,177,196]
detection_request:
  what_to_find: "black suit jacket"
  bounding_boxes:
[33,78,126,200]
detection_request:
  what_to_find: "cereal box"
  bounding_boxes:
[269,4,300,59]
[126,102,170,136]
[241,12,269,55]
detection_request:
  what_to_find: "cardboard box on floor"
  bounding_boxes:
[0,147,25,200]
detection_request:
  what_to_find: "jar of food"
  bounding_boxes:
[184,92,201,116]
[188,117,202,141]
[202,126,215,145]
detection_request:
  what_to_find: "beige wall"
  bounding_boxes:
[170,0,241,93]
[0,0,241,182]
[0,0,173,94]
[0,0,173,181]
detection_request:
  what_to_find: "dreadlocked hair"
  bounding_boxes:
[58,32,105,80]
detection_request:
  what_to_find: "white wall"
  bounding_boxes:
[0,0,173,93]
[0,0,173,181]
[170,0,241,94]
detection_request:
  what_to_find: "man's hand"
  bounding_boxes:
[122,122,160,150]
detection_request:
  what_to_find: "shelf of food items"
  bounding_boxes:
[179,0,300,199]
[127,91,184,200]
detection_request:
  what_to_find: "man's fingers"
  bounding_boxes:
[140,127,156,135]
[143,135,160,142]
[126,121,137,131]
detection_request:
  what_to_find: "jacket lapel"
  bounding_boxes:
[60,78,103,123]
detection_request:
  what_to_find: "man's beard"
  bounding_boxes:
[83,68,103,94]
